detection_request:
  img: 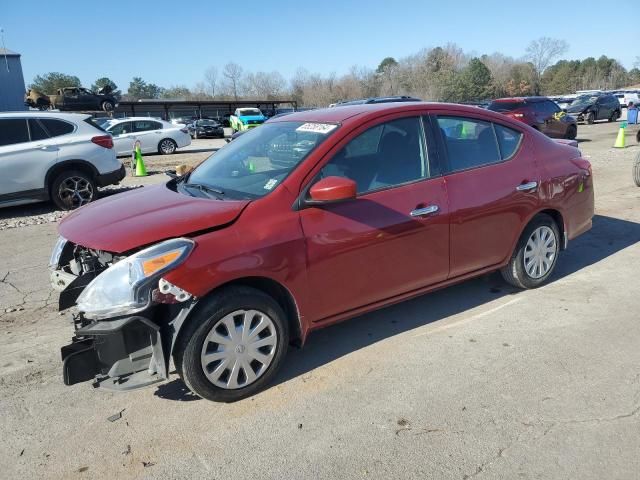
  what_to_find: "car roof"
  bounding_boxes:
[491,96,549,103]
[267,102,510,125]
[107,116,165,122]
[0,111,91,119]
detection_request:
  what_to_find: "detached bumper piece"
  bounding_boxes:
[61,316,167,391]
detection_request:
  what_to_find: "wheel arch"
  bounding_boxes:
[516,209,567,252]
[173,276,303,356]
[45,160,99,195]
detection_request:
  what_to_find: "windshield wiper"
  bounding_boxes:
[184,182,225,200]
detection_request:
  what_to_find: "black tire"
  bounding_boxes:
[586,111,595,124]
[633,153,640,187]
[500,214,560,289]
[101,101,114,112]
[50,169,96,210]
[158,138,177,154]
[565,124,577,140]
[174,286,290,402]
[608,111,617,122]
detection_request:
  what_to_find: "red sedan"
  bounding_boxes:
[50,102,594,402]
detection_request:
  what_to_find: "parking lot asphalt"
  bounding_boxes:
[1,121,639,479]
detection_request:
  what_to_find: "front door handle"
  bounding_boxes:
[516,181,538,192]
[410,205,439,217]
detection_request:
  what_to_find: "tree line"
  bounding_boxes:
[29,38,640,107]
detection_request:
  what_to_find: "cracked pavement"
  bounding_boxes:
[1,129,639,479]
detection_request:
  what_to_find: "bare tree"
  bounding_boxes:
[204,66,218,97]
[222,62,243,101]
[525,37,569,94]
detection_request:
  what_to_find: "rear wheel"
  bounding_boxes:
[174,286,290,402]
[101,101,114,112]
[501,214,560,289]
[158,138,177,154]
[633,152,640,187]
[50,170,96,210]
[608,111,618,122]
[565,124,577,140]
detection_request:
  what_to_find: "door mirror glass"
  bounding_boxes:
[309,176,357,203]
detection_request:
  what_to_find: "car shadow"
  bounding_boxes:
[153,214,640,402]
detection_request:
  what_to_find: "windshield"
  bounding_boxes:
[186,121,338,199]
[197,120,219,126]
[238,109,262,116]
[487,101,525,112]
[570,96,598,107]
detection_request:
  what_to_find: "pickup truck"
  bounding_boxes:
[229,107,267,132]
[25,86,118,112]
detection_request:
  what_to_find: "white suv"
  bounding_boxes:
[0,112,124,210]
[102,117,191,156]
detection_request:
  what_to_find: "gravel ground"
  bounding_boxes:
[0,121,639,480]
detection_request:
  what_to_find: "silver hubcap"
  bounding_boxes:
[58,176,94,209]
[200,309,278,390]
[524,226,557,279]
[161,140,175,153]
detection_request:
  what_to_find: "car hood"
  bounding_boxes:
[566,104,591,113]
[59,183,250,253]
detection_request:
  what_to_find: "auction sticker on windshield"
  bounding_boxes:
[296,123,338,134]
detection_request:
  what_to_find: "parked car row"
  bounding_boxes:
[50,102,594,402]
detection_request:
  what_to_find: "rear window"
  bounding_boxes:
[84,118,108,132]
[488,101,525,112]
[28,119,50,141]
[40,119,75,137]
[0,119,30,146]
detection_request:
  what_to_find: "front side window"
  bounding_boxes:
[108,122,133,136]
[0,119,29,146]
[437,116,501,172]
[134,120,161,132]
[319,117,428,194]
[186,121,337,199]
[40,119,75,137]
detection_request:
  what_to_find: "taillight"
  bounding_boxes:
[180,128,189,134]
[571,158,592,176]
[91,135,113,149]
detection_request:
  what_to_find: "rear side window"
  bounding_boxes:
[437,117,501,172]
[487,101,525,112]
[28,119,50,141]
[108,122,133,135]
[0,119,30,146]
[494,124,523,159]
[40,119,75,137]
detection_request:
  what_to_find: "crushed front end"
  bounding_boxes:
[50,237,196,391]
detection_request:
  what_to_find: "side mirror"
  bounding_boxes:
[308,176,357,204]
[562,108,567,113]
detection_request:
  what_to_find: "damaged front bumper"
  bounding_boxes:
[61,305,193,391]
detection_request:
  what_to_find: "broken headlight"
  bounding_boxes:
[76,238,194,320]
[49,236,68,268]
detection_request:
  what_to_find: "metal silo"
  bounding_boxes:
[0,48,27,111]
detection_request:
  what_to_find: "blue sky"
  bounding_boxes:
[2,0,637,90]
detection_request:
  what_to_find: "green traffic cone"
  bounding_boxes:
[134,144,148,176]
[613,121,627,148]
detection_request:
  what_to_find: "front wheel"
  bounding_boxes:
[501,214,560,289]
[586,111,595,124]
[633,152,640,187]
[101,101,114,112]
[158,138,177,154]
[50,170,96,210]
[175,287,289,402]
[565,124,577,140]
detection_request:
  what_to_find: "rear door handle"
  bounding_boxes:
[410,205,439,217]
[516,181,538,192]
